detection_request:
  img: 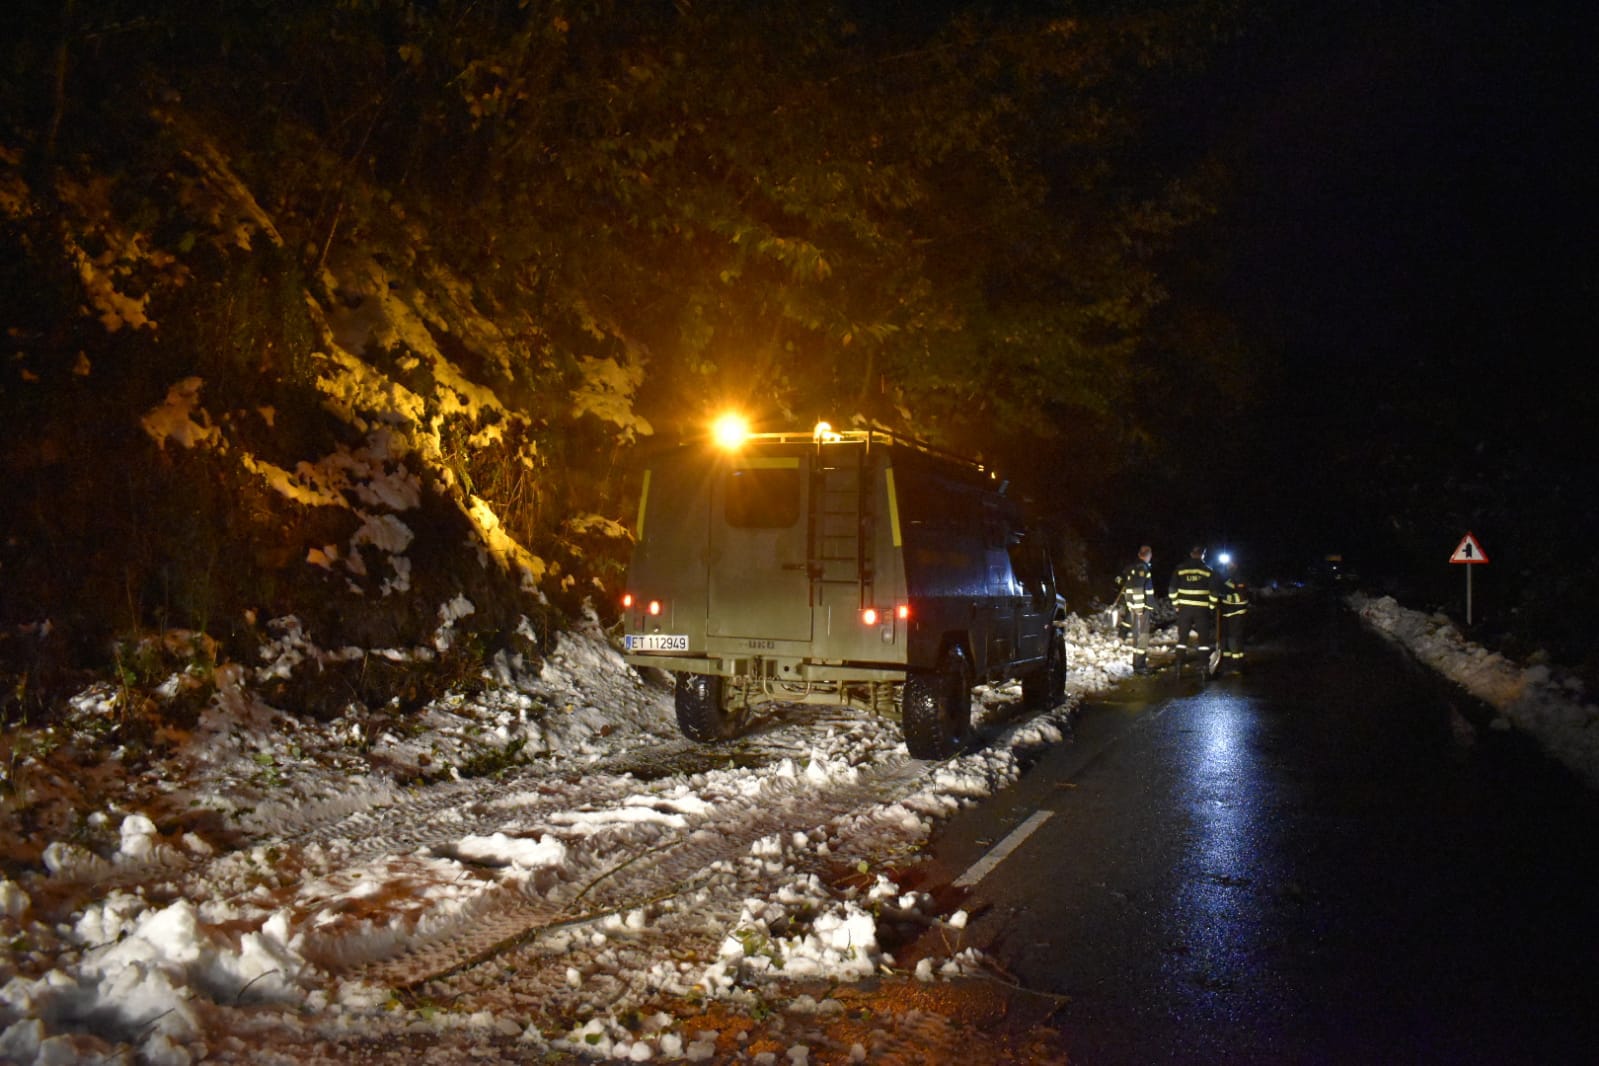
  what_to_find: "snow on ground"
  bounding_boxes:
[3,597,1590,1064]
[1351,592,1599,789]
[0,615,1138,1065]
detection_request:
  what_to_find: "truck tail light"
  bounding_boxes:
[862,605,909,627]
[622,592,663,618]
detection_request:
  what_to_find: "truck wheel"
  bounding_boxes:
[675,673,734,742]
[1024,630,1067,709]
[1048,630,1068,703]
[902,647,970,759]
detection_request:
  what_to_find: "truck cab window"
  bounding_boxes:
[725,468,802,528]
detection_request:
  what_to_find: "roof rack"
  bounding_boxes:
[736,425,990,475]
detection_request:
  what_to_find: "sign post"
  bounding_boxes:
[1448,532,1489,625]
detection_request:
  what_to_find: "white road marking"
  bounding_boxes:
[953,809,1054,888]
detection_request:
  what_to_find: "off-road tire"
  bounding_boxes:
[1022,629,1067,710]
[1048,630,1068,702]
[675,673,734,742]
[902,647,971,759]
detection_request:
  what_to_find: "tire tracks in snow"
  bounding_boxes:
[325,751,930,990]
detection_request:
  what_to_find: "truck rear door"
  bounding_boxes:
[707,454,814,642]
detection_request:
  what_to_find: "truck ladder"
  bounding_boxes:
[810,451,873,608]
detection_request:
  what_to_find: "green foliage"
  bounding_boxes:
[452,736,528,781]
[0,0,1258,707]
[252,751,284,789]
[4,0,1243,443]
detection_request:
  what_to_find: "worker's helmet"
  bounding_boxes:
[1191,545,1206,558]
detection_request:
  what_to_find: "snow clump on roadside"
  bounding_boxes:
[1353,592,1599,789]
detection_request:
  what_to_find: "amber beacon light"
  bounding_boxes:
[711,413,750,450]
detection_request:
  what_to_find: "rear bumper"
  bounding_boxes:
[622,652,906,683]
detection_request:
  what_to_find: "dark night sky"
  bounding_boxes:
[1228,0,1593,369]
[1131,0,1598,580]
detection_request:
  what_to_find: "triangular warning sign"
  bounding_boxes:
[1450,532,1489,564]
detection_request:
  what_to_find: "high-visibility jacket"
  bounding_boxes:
[1219,576,1249,618]
[1117,560,1154,612]
[1169,560,1217,609]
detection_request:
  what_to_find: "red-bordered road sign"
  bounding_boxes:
[1450,532,1489,564]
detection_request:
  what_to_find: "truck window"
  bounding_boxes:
[1009,540,1051,600]
[725,467,802,528]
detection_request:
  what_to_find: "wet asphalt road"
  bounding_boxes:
[920,594,1599,1065]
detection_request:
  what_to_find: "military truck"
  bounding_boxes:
[619,422,1068,759]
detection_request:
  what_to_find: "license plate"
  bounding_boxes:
[625,633,689,652]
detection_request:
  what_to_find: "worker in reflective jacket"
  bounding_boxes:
[1216,561,1250,675]
[1167,545,1217,678]
[1116,545,1156,674]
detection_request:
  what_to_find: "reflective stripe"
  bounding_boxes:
[1120,562,1153,610]
[735,456,801,469]
[885,468,902,547]
[1170,563,1217,608]
[635,469,652,541]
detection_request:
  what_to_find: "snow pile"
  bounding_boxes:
[1353,593,1599,788]
[1058,612,1147,692]
[703,870,897,987]
[139,376,220,451]
[0,892,308,1065]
